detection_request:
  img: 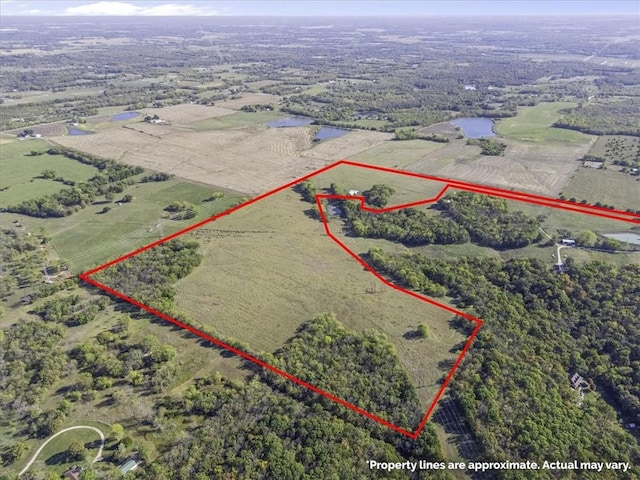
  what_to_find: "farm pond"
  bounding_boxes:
[451,117,495,138]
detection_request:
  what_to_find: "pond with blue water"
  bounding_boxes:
[267,116,314,127]
[111,111,140,122]
[451,117,495,138]
[68,127,92,136]
[313,126,349,141]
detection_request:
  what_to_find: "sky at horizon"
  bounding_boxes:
[0,1,638,17]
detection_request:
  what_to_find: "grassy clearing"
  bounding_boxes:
[349,138,449,168]
[174,182,466,409]
[0,178,242,274]
[27,428,103,475]
[188,111,285,131]
[562,166,640,212]
[0,140,99,208]
[494,102,594,144]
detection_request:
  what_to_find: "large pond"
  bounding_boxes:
[451,117,495,138]
[112,111,140,122]
[68,127,92,136]
[267,116,314,127]
[602,232,640,245]
[313,126,349,141]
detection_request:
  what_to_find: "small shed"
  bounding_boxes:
[561,239,576,246]
[348,189,359,196]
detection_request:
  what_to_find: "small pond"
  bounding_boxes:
[314,126,349,141]
[111,111,140,122]
[68,127,92,136]
[451,117,495,138]
[267,116,314,127]
[602,232,640,245]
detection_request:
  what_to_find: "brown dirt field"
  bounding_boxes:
[301,130,394,161]
[407,137,595,195]
[138,104,236,125]
[215,93,282,110]
[50,126,325,194]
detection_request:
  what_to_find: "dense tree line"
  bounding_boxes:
[34,294,109,327]
[363,249,640,478]
[142,314,449,480]
[92,238,202,312]
[554,99,640,136]
[437,192,542,249]
[262,314,424,430]
[331,188,540,250]
[0,321,67,412]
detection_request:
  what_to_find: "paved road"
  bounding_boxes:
[19,425,105,476]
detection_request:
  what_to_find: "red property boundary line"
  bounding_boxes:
[80,160,640,440]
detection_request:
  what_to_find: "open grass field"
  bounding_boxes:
[0,135,248,275]
[0,178,242,273]
[173,177,467,409]
[561,166,640,212]
[0,140,99,208]
[494,102,595,144]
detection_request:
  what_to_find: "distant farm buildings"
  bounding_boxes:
[561,238,576,246]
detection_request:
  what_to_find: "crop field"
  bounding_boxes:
[562,166,640,212]
[188,110,285,131]
[50,119,397,195]
[0,140,99,208]
[301,129,394,161]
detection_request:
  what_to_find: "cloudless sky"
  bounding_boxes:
[0,0,638,16]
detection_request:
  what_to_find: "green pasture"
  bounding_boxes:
[494,102,594,144]
[562,167,640,213]
[0,140,99,208]
[174,184,466,408]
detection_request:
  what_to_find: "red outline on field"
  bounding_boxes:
[80,160,640,439]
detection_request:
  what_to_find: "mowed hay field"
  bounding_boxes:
[50,108,395,195]
[349,103,596,196]
[174,180,467,408]
[561,167,640,213]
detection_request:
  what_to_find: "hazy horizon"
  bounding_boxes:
[1,0,638,17]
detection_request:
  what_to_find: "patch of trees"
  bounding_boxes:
[164,201,197,219]
[295,179,317,203]
[143,314,448,480]
[467,138,507,155]
[394,128,449,143]
[34,294,109,327]
[554,99,640,136]
[361,249,640,474]
[4,148,143,218]
[92,239,201,312]
[0,320,67,411]
[437,192,541,249]
[141,172,173,182]
[262,314,424,430]
[332,188,539,250]
[343,204,470,248]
